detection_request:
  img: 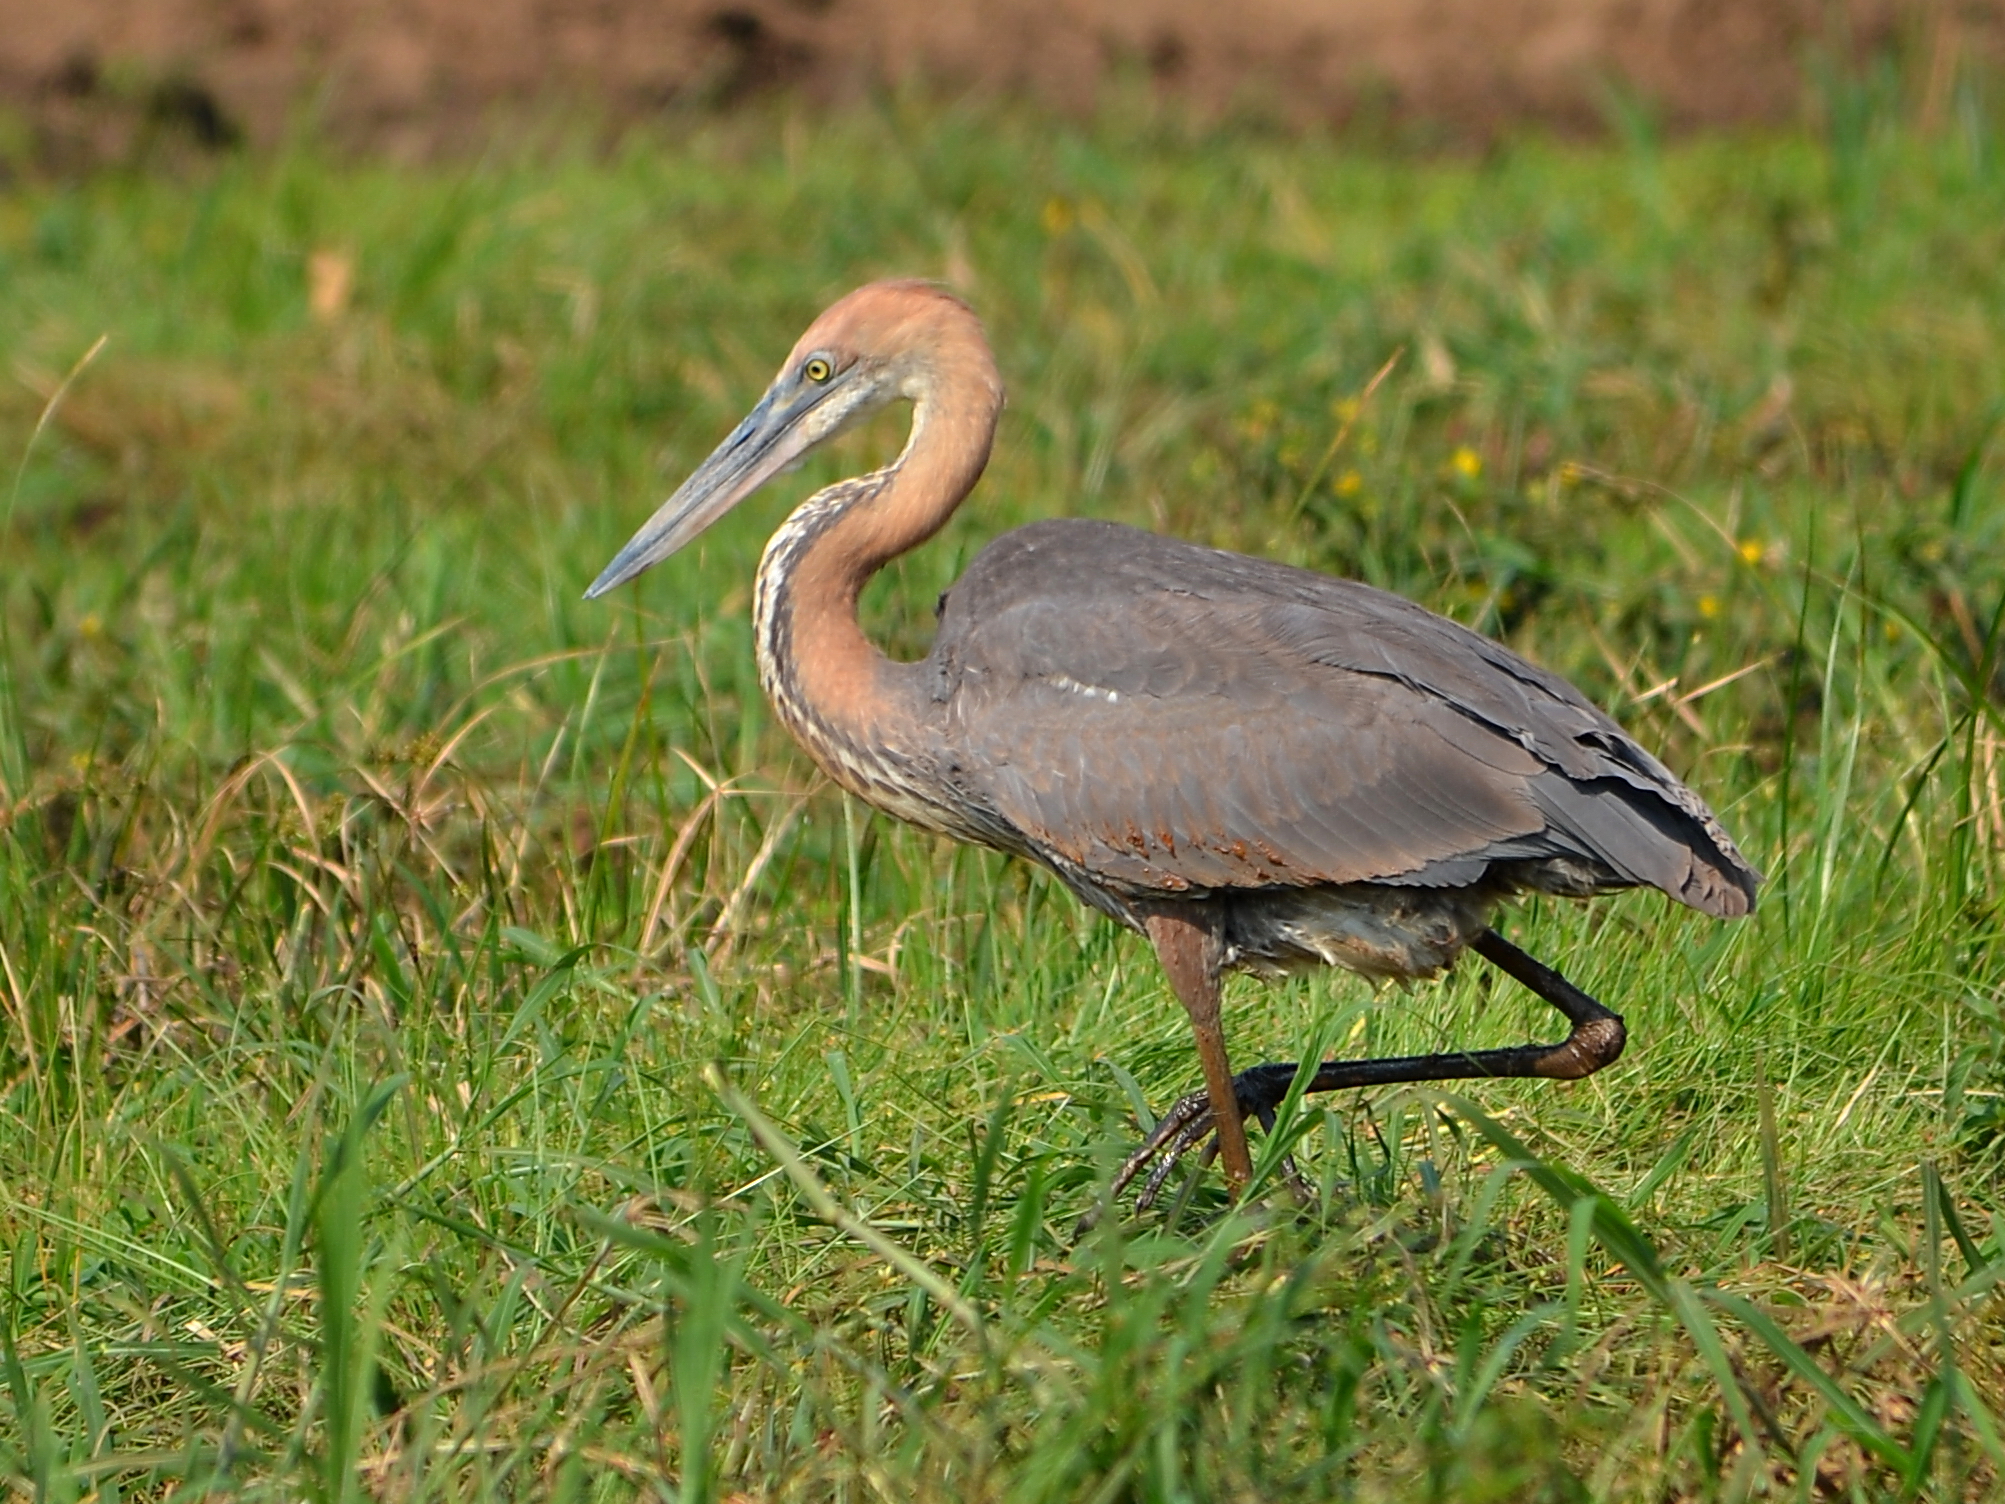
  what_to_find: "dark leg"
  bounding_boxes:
[1142,907,1255,1191]
[1109,928,1625,1210]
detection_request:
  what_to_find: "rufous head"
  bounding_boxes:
[586,280,1001,598]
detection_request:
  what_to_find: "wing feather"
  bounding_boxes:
[931,518,1759,916]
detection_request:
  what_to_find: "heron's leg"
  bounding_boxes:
[1110,928,1624,1210]
[1142,907,1255,1190]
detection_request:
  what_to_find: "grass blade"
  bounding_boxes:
[1703,1291,1909,1471]
[704,1062,987,1352]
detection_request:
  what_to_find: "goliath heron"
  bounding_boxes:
[588,281,1758,1208]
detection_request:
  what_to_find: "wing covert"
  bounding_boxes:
[930,517,1759,915]
[943,594,1552,893]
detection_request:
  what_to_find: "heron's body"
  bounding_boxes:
[592,280,1758,1204]
[759,512,1751,970]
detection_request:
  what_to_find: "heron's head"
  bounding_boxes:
[586,280,998,599]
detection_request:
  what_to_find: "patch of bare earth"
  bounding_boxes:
[0,0,1996,162]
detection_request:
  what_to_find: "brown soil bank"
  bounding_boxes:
[3,0,2000,160]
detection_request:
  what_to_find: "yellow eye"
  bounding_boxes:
[803,357,833,383]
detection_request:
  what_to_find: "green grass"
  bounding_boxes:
[4,86,2005,1499]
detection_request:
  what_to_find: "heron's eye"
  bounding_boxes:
[803,357,833,383]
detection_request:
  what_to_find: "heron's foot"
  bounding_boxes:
[1105,1062,1313,1217]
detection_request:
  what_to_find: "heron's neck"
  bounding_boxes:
[753,379,999,769]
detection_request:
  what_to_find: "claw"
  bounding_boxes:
[1135,1100,1217,1212]
[1106,1085,1209,1209]
[1276,1152,1314,1204]
[1099,1063,1315,1220]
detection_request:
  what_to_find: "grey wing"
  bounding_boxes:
[933,520,1758,918]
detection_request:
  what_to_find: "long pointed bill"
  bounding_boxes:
[585,380,832,599]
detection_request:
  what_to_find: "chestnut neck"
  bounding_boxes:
[754,357,1002,766]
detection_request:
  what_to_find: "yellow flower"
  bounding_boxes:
[1450,445,1482,480]
[1331,397,1361,423]
[79,613,103,640]
[1738,538,1765,565]
[1040,197,1075,235]
[1334,469,1363,497]
[1558,461,1583,485]
[1698,594,1721,619]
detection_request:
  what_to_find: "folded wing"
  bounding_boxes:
[932,519,1757,918]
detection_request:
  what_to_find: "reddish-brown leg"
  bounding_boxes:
[1144,906,1255,1190]
[1108,927,1627,1211]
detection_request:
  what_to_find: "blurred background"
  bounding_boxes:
[4,0,2001,163]
[6,2,2005,1499]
